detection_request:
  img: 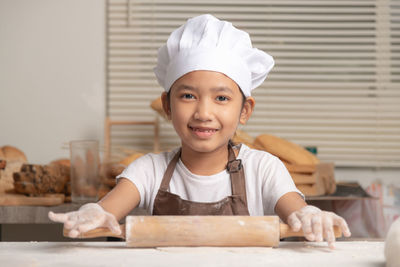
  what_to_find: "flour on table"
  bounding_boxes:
[156,247,272,254]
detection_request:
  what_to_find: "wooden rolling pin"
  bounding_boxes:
[63,215,342,247]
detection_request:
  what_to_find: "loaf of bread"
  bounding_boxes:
[13,163,70,196]
[150,96,168,120]
[1,145,27,162]
[50,158,70,167]
[282,160,316,173]
[0,145,28,193]
[99,162,127,197]
[253,134,319,165]
[232,129,255,148]
[50,158,71,195]
[96,162,127,199]
[93,152,144,196]
[119,152,144,166]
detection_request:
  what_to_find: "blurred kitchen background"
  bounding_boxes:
[0,0,399,239]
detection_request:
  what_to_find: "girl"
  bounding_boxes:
[49,14,351,248]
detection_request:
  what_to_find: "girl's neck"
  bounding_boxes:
[180,144,230,176]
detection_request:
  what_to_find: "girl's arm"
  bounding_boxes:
[98,178,141,221]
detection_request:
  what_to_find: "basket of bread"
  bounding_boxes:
[233,130,336,196]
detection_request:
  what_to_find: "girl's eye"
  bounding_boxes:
[216,96,228,101]
[181,94,195,99]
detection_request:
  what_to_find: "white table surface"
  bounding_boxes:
[0,241,385,267]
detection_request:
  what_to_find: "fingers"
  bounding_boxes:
[68,229,80,238]
[68,212,120,238]
[49,211,79,232]
[67,217,103,238]
[76,220,102,234]
[312,215,323,242]
[106,213,122,235]
[49,204,115,239]
[333,214,351,237]
[49,211,82,238]
[301,214,315,241]
[322,213,335,249]
[287,213,302,232]
[313,212,350,249]
[48,211,69,223]
[64,213,79,230]
[289,206,351,249]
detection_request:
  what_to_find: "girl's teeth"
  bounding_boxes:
[194,128,214,132]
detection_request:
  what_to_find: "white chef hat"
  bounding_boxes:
[153,14,274,97]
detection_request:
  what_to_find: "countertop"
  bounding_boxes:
[0,241,385,267]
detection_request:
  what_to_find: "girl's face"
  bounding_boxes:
[162,70,254,154]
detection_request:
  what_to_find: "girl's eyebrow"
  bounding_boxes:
[211,87,234,94]
[175,85,234,94]
[176,84,196,91]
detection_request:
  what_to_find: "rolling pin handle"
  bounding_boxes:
[63,224,125,239]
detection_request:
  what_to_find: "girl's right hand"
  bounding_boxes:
[48,203,121,238]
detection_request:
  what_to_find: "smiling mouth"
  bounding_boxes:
[188,126,218,137]
[189,126,217,132]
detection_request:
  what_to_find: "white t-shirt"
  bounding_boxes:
[117,144,303,216]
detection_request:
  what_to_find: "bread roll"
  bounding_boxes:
[1,145,27,162]
[13,164,70,196]
[232,129,255,148]
[50,158,70,167]
[49,159,71,195]
[99,162,122,189]
[0,145,28,193]
[253,134,319,165]
[150,96,168,120]
[282,160,316,173]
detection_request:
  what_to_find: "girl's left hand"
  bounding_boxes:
[287,205,351,249]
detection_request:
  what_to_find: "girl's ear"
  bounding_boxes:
[239,97,255,124]
[161,92,171,120]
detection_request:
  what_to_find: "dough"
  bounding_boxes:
[385,217,400,267]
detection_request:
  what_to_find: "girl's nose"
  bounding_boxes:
[193,100,212,122]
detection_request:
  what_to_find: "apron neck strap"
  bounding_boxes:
[226,144,247,198]
[159,149,181,191]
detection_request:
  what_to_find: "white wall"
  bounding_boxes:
[0,0,105,164]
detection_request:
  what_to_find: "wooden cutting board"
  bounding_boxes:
[0,193,65,206]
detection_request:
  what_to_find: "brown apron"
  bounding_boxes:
[152,145,250,215]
